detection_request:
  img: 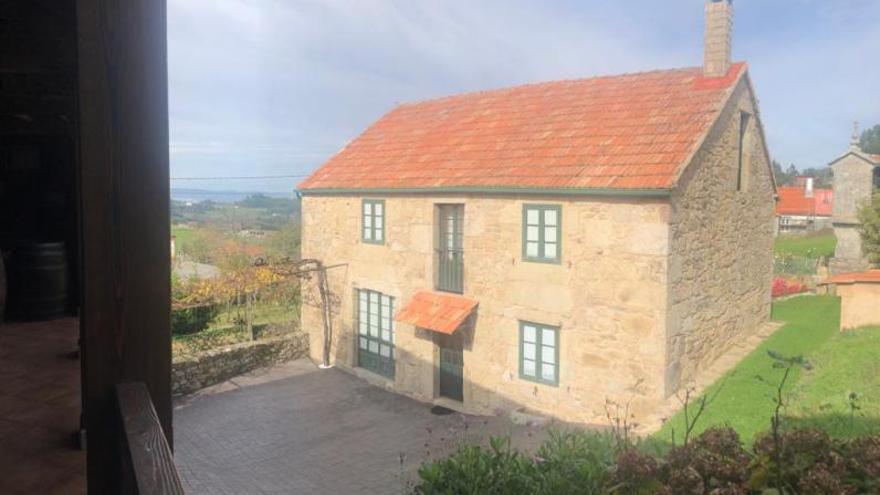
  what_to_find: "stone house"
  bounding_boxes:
[297,0,775,423]
[830,129,880,273]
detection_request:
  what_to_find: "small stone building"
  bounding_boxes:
[830,131,880,273]
[297,0,775,423]
[822,270,880,330]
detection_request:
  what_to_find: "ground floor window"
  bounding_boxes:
[519,321,559,386]
[357,289,395,379]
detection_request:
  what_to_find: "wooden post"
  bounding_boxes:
[76,1,172,493]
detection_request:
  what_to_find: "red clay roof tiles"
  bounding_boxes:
[776,186,833,217]
[395,290,478,335]
[299,63,747,192]
[822,270,880,285]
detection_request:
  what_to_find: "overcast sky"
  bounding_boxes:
[168,0,880,193]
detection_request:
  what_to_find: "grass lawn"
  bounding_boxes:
[655,295,879,446]
[773,232,836,258]
[171,224,198,254]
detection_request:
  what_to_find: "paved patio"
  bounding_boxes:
[174,359,556,494]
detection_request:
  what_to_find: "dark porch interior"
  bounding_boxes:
[0,319,84,494]
[2,1,176,493]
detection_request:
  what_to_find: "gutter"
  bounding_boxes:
[295,186,672,198]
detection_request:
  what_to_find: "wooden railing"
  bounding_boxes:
[116,383,185,494]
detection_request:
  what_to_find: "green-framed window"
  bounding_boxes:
[362,199,385,244]
[522,204,561,263]
[356,289,395,379]
[519,321,559,386]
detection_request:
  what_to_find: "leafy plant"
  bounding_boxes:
[533,431,616,495]
[857,191,880,266]
[171,303,220,335]
[414,437,536,494]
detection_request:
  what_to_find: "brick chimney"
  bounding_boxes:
[704,0,733,77]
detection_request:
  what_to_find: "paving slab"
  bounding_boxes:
[174,359,558,494]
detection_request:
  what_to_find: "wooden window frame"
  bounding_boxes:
[356,288,395,379]
[522,204,561,264]
[518,321,559,386]
[362,199,385,244]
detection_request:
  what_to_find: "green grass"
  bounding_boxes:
[654,295,865,446]
[171,224,199,254]
[786,325,880,438]
[773,233,837,258]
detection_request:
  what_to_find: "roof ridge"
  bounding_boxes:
[396,62,748,109]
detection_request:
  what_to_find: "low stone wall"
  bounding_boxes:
[172,332,309,396]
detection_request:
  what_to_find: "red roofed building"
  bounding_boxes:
[298,1,776,423]
[776,178,834,233]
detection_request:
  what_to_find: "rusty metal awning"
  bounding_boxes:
[395,290,478,335]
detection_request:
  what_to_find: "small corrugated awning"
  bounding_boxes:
[395,290,478,335]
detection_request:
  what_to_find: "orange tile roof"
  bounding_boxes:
[822,270,880,285]
[395,290,478,334]
[776,186,833,217]
[299,63,748,192]
[871,154,880,163]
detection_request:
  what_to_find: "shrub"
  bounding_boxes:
[750,428,854,494]
[840,435,880,494]
[414,437,537,494]
[771,276,807,298]
[171,303,220,335]
[606,448,664,494]
[664,427,750,494]
[533,431,616,495]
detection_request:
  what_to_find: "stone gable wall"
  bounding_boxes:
[301,194,671,423]
[831,154,876,272]
[665,78,775,395]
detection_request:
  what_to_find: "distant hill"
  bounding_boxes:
[171,188,293,204]
[171,192,300,231]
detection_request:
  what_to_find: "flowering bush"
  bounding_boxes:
[772,276,807,298]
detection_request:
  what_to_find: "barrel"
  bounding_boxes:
[8,242,68,320]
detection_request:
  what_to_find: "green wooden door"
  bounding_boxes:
[438,337,463,401]
[437,205,463,293]
[357,290,395,379]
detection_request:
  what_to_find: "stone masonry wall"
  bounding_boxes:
[172,333,309,395]
[666,78,775,395]
[301,193,671,423]
[831,153,876,273]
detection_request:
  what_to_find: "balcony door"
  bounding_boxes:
[436,205,463,293]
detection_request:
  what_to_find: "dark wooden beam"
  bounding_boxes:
[116,383,184,495]
[76,1,171,493]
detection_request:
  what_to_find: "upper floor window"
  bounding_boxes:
[519,321,559,386]
[737,111,752,191]
[362,199,384,244]
[523,204,561,263]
